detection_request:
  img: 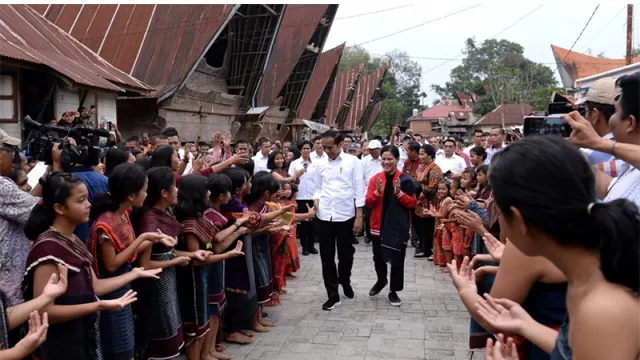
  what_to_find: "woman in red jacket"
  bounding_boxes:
[365,145,418,307]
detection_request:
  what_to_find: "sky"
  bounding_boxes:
[325,3,639,105]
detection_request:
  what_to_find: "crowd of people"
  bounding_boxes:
[0,72,638,360]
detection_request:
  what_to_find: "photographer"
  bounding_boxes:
[1,131,63,308]
[563,72,640,207]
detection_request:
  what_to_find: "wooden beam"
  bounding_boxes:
[261,4,277,16]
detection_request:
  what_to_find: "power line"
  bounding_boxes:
[554,5,600,72]
[350,4,482,48]
[422,5,544,75]
[579,6,626,51]
[335,5,414,20]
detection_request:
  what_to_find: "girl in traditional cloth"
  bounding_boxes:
[23,172,162,360]
[423,181,454,267]
[132,167,211,360]
[220,169,293,340]
[268,150,303,184]
[265,181,294,305]
[88,163,175,360]
[201,173,251,360]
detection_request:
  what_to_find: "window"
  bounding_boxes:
[0,74,17,123]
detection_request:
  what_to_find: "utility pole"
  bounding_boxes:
[626,4,633,65]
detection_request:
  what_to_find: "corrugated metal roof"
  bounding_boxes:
[324,63,364,125]
[474,103,533,126]
[35,4,235,97]
[1,5,152,92]
[254,4,329,107]
[297,43,344,120]
[551,44,640,86]
[343,65,387,131]
[365,100,384,131]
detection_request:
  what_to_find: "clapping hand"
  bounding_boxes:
[236,208,251,226]
[99,290,138,311]
[133,267,162,279]
[455,211,484,233]
[483,233,505,261]
[394,180,401,196]
[447,257,477,294]
[375,178,383,194]
[14,311,49,354]
[486,334,519,360]
[455,190,472,209]
[42,264,68,301]
[475,294,533,335]
[223,132,231,148]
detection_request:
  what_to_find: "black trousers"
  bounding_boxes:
[415,216,435,257]
[318,217,356,300]
[410,212,421,247]
[296,199,315,250]
[363,207,371,241]
[371,235,405,292]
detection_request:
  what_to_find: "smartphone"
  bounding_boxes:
[106,121,112,131]
[523,115,571,137]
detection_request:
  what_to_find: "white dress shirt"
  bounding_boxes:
[436,149,445,158]
[397,147,408,171]
[288,157,320,200]
[604,166,640,208]
[311,150,328,162]
[314,151,365,222]
[435,154,467,174]
[485,144,506,165]
[362,155,383,187]
[252,152,270,174]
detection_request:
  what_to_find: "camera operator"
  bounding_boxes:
[563,72,640,207]
[0,131,63,308]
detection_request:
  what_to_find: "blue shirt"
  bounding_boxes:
[72,166,108,242]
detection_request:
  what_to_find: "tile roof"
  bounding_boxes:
[0,4,152,93]
[551,45,640,85]
[297,43,345,121]
[417,100,474,119]
[474,103,533,126]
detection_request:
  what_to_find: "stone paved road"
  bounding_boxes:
[223,241,486,360]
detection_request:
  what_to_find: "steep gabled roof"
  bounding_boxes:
[324,63,364,125]
[551,45,640,87]
[474,103,533,126]
[297,43,345,120]
[33,4,236,96]
[1,4,152,92]
[254,4,330,107]
[343,64,387,131]
[365,100,385,131]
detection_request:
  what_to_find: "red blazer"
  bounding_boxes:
[365,169,417,237]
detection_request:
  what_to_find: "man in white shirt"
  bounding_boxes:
[312,135,328,162]
[314,130,365,311]
[252,137,271,174]
[436,138,467,175]
[428,136,444,158]
[485,127,506,164]
[288,140,320,255]
[361,140,383,245]
[464,129,484,155]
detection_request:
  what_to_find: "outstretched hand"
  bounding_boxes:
[99,290,138,311]
[447,257,476,294]
[483,233,505,261]
[42,264,68,301]
[475,294,533,335]
[486,334,519,360]
[133,267,162,279]
[226,240,245,258]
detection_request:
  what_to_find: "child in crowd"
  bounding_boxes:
[88,163,175,360]
[424,181,454,268]
[23,172,161,359]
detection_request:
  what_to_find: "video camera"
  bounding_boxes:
[23,115,109,169]
[523,92,586,137]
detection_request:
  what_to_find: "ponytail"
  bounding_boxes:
[590,199,640,294]
[91,163,146,220]
[25,172,84,240]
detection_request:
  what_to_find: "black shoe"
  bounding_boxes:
[322,298,341,311]
[302,248,310,256]
[364,237,372,244]
[369,280,388,296]
[352,238,360,245]
[389,291,401,307]
[309,247,318,255]
[342,284,354,299]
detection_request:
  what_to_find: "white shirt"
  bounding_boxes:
[288,157,320,200]
[397,147,408,171]
[178,148,194,174]
[485,144,506,165]
[314,151,365,222]
[362,155,383,187]
[436,149,445,158]
[435,154,467,174]
[252,152,270,174]
[604,166,640,208]
[311,150,328,162]
[463,144,482,156]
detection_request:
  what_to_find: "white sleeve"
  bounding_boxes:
[313,162,323,201]
[353,158,365,208]
[288,160,297,177]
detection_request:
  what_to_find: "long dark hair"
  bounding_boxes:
[245,172,279,205]
[175,175,209,221]
[207,173,232,201]
[104,146,132,177]
[25,172,85,240]
[490,136,639,293]
[220,167,248,195]
[91,163,147,220]
[149,145,175,169]
[267,150,285,171]
[131,166,175,231]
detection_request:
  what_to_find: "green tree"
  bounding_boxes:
[632,47,640,57]
[432,38,557,116]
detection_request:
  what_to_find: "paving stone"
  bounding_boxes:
[223,242,478,359]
